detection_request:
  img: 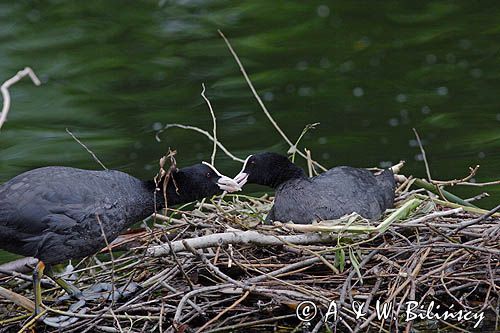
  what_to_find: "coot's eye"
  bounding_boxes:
[249,159,256,165]
[206,172,211,178]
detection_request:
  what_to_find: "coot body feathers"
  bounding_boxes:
[0,167,153,264]
[0,163,239,264]
[234,152,395,224]
[269,166,394,223]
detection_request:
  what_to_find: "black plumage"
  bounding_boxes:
[234,152,396,224]
[0,163,238,264]
[0,162,239,314]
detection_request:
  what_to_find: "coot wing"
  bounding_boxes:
[311,167,392,219]
[271,179,326,223]
[0,167,139,262]
[271,167,394,223]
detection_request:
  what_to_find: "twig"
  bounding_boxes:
[456,179,500,187]
[218,30,327,172]
[146,230,337,257]
[173,284,232,327]
[412,128,432,182]
[154,149,178,211]
[183,241,248,289]
[305,149,313,177]
[155,124,244,163]
[289,123,319,162]
[403,207,463,225]
[46,307,160,321]
[464,192,490,202]
[412,178,476,208]
[390,160,405,174]
[411,129,497,206]
[339,249,380,326]
[0,285,35,312]
[414,193,495,215]
[201,83,218,165]
[17,309,47,333]
[0,268,53,286]
[0,67,41,130]
[204,314,296,333]
[218,30,290,145]
[66,128,108,170]
[412,128,450,201]
[196,290,250,333]
[432,165,480,186]
[96,214,117,306]
[452,204,500,233]
[159,300,164,333]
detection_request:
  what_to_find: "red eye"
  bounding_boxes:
[206,172,211,178]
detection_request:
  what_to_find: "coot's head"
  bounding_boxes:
[173,162,241,200]
[233,152,306,189]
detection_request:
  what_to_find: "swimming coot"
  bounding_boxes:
[0,162,240,314]
[233,152,395,224]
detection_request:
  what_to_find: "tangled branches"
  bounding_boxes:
[0,186,498,332]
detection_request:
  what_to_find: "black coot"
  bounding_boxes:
[234,152,395,224]
[0,161,240,314]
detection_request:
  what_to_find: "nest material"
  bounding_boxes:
[0,189,499,333]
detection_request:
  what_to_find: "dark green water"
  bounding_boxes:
[0,1,499,262]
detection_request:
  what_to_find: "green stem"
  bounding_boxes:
[412,178,477,208]
[377,198,422,232]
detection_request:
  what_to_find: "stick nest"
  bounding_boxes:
[0,187,499,333]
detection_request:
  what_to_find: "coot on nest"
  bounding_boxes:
[0,161,240,314]
[233,152,395,224]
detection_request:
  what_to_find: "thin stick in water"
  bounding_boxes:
[156,123,244,163]
[412,128,432,182]
[66,128,108,170]
[412,128,448,201]
[201,83,218,165]
[218,30,327,172]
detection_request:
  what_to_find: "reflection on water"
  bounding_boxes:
[0,1,499,262]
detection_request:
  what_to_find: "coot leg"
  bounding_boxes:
[44,265,83,300]
[33,261,45,315]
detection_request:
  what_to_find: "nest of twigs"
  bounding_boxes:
[0,181,499,333]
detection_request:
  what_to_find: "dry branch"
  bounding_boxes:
[146,230,337,257]
[66,128,108,170]
[200,83,218,165]
[155,123,244,163]
[0,67,41,130]
[218,30,327,172]
[1,191,498,332]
